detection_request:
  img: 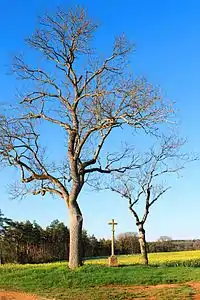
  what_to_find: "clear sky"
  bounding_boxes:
[0,0,200,241]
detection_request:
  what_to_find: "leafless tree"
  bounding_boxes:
[0,7,172,268]
[110,136,189,265]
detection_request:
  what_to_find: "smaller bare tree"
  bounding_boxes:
[110,136,190,265]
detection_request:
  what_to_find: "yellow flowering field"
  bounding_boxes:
[1,250,200,270]
[86,250,200,266]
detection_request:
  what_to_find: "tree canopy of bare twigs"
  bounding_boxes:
[109,135,191,264]
[0,7,173,269]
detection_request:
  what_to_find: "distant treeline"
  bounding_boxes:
[1,210,200,264]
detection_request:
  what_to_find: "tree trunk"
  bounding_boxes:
[68,200,83,269]
[138,224,148,265]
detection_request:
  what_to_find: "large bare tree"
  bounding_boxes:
[0,7,172,268]
[110,136,189,265]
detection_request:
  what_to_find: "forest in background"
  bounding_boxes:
[1,209,200,264]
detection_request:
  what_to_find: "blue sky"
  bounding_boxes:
[0,0,200,241]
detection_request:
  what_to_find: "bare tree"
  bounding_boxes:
[110,136,189,265]
[116,232,140,254]
[0,7,172,268]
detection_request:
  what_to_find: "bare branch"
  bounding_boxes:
[109,135,192,228]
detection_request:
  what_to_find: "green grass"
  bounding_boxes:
[1,251,200,299]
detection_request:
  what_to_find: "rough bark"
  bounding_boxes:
[138,224,148,265]
[68,200,83,269]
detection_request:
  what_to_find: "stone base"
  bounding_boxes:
[108,255,118,267]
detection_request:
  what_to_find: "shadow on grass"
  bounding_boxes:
[117,264,148,268]
[120,264,200,268]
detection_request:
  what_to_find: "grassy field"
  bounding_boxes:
[1,251,200,299]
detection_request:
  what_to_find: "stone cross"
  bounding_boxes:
[108,219,118,256]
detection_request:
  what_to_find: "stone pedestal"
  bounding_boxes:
[108,255,118,267]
